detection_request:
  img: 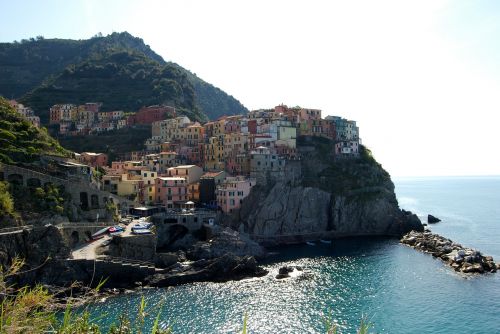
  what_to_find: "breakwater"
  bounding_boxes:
[401,230,499,274]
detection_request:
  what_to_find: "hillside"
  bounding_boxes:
[0,97,69,164]
[57,125,152,162]
[0,32,248,121]
[21,50,204,123]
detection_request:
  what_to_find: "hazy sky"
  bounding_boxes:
[1,0,500,177]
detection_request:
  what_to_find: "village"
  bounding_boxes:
[9,101,360,215]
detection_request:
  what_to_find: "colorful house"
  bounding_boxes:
[216,176,256,213]
[155,177,189,208]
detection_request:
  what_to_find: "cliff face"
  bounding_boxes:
[0,225,70,268]
[231,137,422,243]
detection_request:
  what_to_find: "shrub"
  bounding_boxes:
[0,181,14,217]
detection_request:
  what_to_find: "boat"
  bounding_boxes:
[91,226,110,239]
[132,229,152,235]
[132,222,152,230]
[108,226,125,233]
[320,239,332,244]
[306,241,316,246]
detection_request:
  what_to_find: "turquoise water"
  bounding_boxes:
[89,176,500,333]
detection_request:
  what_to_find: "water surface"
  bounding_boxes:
[89,176,500,333]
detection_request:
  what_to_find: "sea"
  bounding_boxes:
[88,176,500,333]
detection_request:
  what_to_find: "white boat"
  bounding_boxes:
[320,239,332,244]
[132,229,152,235]
[306,241,316,246]
[91,226,110,239]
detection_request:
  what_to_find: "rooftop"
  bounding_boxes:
[170,165,197,169]
[158,177,186,181]
[201,171,224,178]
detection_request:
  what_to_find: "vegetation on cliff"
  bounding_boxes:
[9,182,69,220]
[299,136,394,199]
[57,125,152,161]
[0,181,15,219]
[21,49,205,123]
[0,98,72,225]
[0,97,69,164]
[0,32,248,121]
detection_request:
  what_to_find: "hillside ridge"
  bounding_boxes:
[0,32,248,120]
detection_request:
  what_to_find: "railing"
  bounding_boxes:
[57,222,113,228]
[0,225,34,234]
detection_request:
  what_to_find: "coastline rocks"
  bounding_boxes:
[275,265,303,279]
[276,266,294,279]
[187,226,266,260]
[146,253,268,287]
[226,141,425,243]
[427,215,441,224]
[233,182,424,242]
[401,231,497,274]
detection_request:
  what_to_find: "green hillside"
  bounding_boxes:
[0,97,69,164]
[21,49,204,123]
[0,32,248,120]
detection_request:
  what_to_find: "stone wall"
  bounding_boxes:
[106,234,157,262]
[58,222,114,247]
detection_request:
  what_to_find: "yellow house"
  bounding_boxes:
[204,136,225,171]
[140,169,157,204]
[167,165,203,184]
[102,174,140,201]
[188,182,200,202]
[276,125,297,148]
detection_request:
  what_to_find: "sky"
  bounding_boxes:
[1,0,500,177]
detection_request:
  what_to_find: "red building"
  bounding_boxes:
[248,120,257,134]
[127,105,176,125]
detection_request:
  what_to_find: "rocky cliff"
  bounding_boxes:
[230,137,422,244]
[0,225,70,268]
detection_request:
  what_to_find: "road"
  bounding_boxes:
[71,235,111,259]
[70,219,142,260]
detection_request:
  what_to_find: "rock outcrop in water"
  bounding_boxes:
[228,137,423,244]
[401,231,498,274]
[427,215,441,224]
[146,253,268,287]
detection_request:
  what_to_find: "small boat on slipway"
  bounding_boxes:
[91,227,110,240]
[320,239,332,244]
[306,241,316,246]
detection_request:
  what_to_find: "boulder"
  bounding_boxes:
[146,254,268,287]
[427,215,441,224]
[154,252,179,268]
[187,226,266,260]
[276,266,297,279]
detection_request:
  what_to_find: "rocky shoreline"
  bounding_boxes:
[401,230,499,274]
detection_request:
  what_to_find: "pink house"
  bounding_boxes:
[216,176,256,213]
[79,152,108,167]
[155,177,189,208]
[299,108,322,121]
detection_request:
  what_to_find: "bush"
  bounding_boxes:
[0,181,14,217]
